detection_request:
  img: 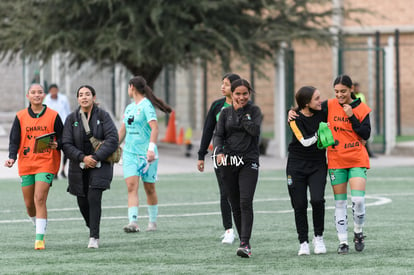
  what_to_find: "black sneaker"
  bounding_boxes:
[236,242,251,258]
[354,232,365,252]
[337,243,349,254]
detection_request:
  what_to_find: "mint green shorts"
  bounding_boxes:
[328,168,367,186]
[123,151,158,183]
[21,173,54,187]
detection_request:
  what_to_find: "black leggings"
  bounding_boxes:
[214,168,233,230]
[77,187,103,239]
[220,162,259,245]
[286,158,327,243]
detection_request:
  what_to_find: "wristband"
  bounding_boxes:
[148,142,156,152]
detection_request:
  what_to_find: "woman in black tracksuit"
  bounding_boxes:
[62,85,118,249]
[213,79,262,258]
[286,86,327,256]
[197,73,240,244]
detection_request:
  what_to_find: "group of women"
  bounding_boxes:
[286,74,371,255]
[5,75,170,249]
[198,73,370,258]
[5,72,370,259]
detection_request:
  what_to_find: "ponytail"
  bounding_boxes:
[143,85,173,114]
[129,76,173,114]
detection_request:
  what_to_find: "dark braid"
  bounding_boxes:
[129,76,173,113]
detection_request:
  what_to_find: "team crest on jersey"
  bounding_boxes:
[127,115,134,125]
[287,175,293,186]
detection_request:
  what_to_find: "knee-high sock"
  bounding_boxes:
[334,198,348,244]
[35,218,47,241]
[351,195,365,234]
[128,206,138,223]
[147,205,158,223]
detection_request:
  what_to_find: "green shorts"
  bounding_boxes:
[21,173,55,187]
[328,168,367,186]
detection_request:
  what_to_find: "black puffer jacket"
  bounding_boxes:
[213,101,262,164]
[62,105,118,197]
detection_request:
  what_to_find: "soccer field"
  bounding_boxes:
[0,167,413,274]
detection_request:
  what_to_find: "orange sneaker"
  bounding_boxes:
[34,240,45,250]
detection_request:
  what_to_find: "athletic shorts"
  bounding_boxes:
[21,173,54,187]
[122,151,158,183]
[328,167,367,185]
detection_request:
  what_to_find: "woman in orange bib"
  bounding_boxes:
[288,75,372,254]
[4,83,63,250]
[327,75,371,254]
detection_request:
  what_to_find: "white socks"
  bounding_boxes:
[335,200,348,243]
[335,196,366,243]
[352,196,365,234]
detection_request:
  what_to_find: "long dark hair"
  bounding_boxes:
[295,86,317,112]
[231,79,255,94]
[76,85,96,97]
[222,73,240,83]
[333,74,356,99]
[129,76,172,114]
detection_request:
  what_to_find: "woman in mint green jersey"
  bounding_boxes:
[119,76,172,233]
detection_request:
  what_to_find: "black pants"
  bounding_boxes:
[286,158,327,243]
[77,173,104,239]
[214,168,233,230]
[220,161,259,245]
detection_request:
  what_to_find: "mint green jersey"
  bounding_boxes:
[123,98,157,154]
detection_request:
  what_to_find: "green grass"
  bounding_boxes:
[396,135,414,142]
[372,135,414,144]
[1,167,414,274]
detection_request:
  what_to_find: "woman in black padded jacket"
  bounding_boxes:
[62,85,118,249]
[213,79,262,258]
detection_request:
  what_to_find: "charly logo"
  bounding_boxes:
[23,147,30,155]
[337,219,346,225]
[333,126,353,134]
[46,174,52,181]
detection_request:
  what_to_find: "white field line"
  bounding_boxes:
[258,177,413,182]
[178,177,413,182]
[0,195,392,224]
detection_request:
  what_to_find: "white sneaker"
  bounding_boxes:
[146,222,157,231]
[298,241,310,255]
[221,229,235,244]
[88,237,99,249]
[313,235,327,254]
